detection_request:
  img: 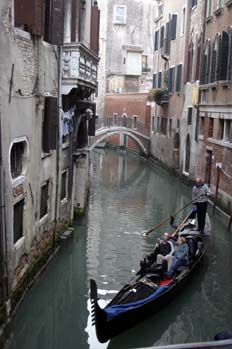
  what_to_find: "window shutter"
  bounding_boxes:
[90,5,100,55]
[170,14,177,41]
[216,36,222,81]
[158,71,162,88]
[14,0,44,35]
[206,42,211,84]
[43,97,58,151]
[168,67,175,93]
[165,21,170,55]
[160,26,164,49]
[228,33,232,80]
[210,42,216,83]
[195,39,201,81]
[154,30,159,51]
[153,74,157,88]
[200,53,207,84]
[44,0,64,45]
[176,64,182,92]
[219,31,229,81]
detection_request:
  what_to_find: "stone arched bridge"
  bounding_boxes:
[89,116,150,155]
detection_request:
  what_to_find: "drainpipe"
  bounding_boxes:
[0,114,8,306]
[53,45,62,250]
[195,1,207,143]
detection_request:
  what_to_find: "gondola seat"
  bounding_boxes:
[186,236,198,259]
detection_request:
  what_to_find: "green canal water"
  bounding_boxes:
[6,149,232,349]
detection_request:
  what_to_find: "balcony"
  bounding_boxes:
[147,88,169,107]
[62,43,99,95]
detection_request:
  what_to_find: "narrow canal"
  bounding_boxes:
[6,149,232,349]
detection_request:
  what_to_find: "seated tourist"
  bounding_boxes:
[155,232,174,270]
[166,236,189,278]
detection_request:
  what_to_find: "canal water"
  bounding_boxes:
[6,149,232,349]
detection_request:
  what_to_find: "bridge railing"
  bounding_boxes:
[95,117,150,137]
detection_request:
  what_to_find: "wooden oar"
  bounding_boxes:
[171,213,190,238]
[142,195,201,237]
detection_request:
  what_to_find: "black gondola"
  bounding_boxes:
[90,211,210,343]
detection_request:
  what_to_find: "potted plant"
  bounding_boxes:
[147,88,169,105]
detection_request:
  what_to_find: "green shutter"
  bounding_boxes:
[219,31,229,81]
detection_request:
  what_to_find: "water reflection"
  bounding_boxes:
[6,149,232,349]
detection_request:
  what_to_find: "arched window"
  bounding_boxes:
[113,113,117,125]
[200,40,211,84]
[184,134,191,174]
[186,40,194,83]
[122,113,127,127]
[219,31,229,81]
[228,28,232,80]
[195,34,202,81]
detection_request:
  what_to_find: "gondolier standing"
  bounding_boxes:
[192,177,212,233]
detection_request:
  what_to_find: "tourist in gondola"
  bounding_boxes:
[166,236,189,278]
[156,232,174,270]
[192,177,212,234]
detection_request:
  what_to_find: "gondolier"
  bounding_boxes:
[192,177,212,234]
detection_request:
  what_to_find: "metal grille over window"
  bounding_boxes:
[40,181,49,219]
[14,199,24,243]
[10,142,24,179]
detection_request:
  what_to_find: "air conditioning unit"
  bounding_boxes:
[114,87,122,93]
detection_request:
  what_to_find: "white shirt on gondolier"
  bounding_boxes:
[192,184,212,203]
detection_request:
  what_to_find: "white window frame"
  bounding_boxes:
[217,0,224,9]
[113,5,127,25]
[206,0,213,17]
[181,6,186,36]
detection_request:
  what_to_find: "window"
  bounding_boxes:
[160,26,165,49]
[200,117,205,136]
[154,30,159,51]
[200,40,211,84]
[142,55,149,72]
[14,0,44,35]
[44,0,64,45]
[168,119,172,138]
[181,8,186,35]
[208,118,214,138]
[126,51,142,75]
[13,199,24,243]
[217,0,224,8]
[42,97,58,154]
[40,181,49,219]
[164,21,170,55]
[218,119,224,140]
[114,5,126,25]
[160,118,167,135]
[61,171,68,201]
[224,120,232,142]
[191,0,198,8]
[153,73,157,88]
[176,64,183,92]
[170,14,177,41]
[158,71,162,88]
[152,116,155,132]
[187,107,193,125]
[186,42,194,82]
[157,2,163,18]
[157,117,160,133]
[206,0,213,17]
[168,67,175,94]
[219,31,229,81]
[10,141,28,179]
[113,113,117,125]
[133,116,138,129]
